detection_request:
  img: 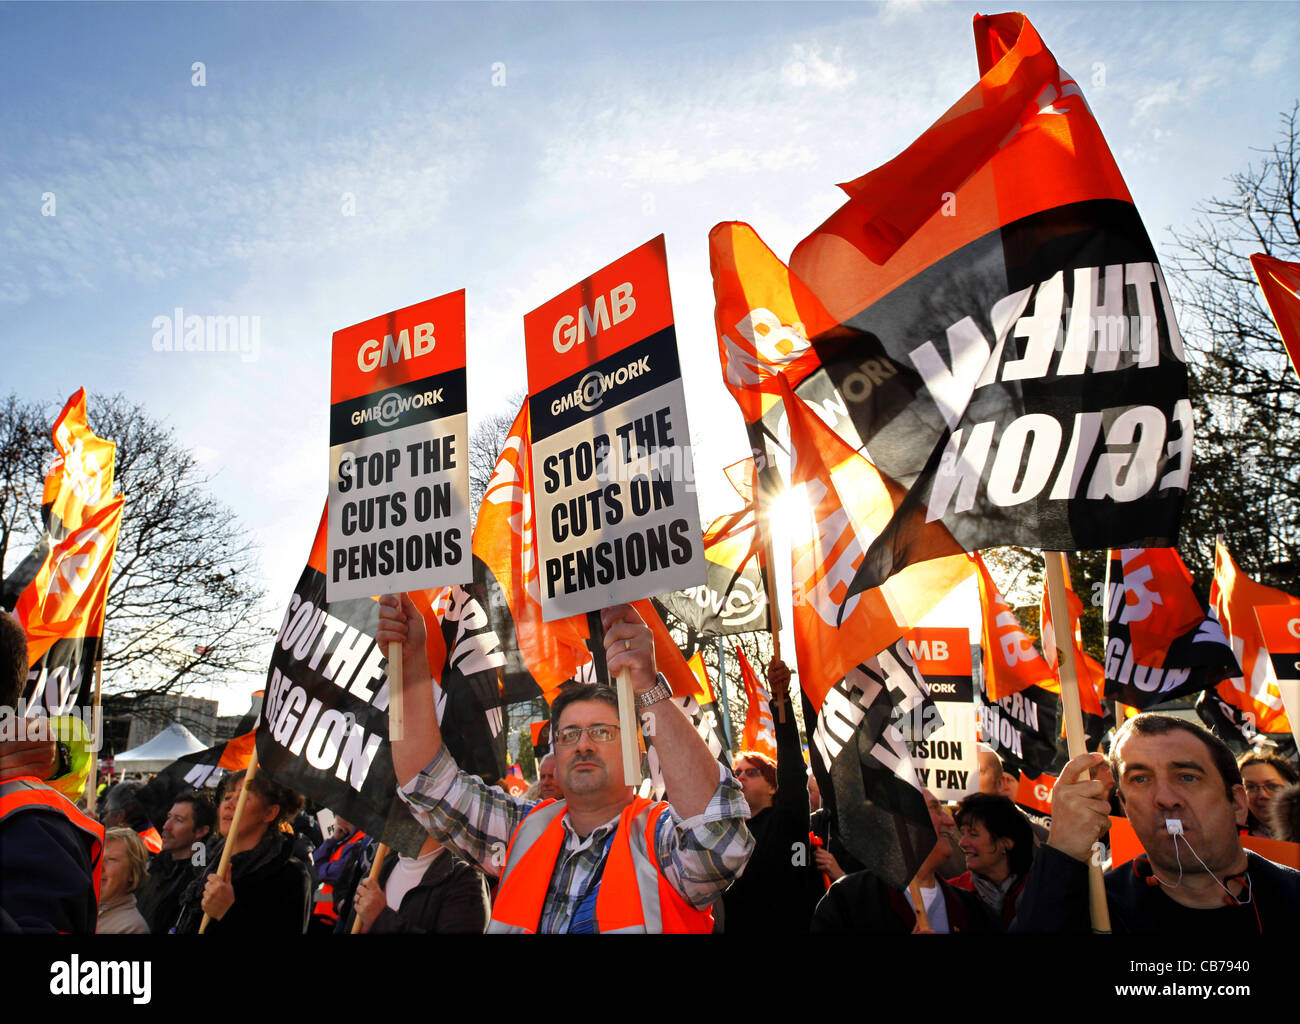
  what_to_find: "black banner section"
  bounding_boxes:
[833,200,1190,595]
[258,563,424,857]
[1195,688,1299,761]
[329,367,468,445]
[1102,554,1238,709]
[25,635,98,717]
[803,640,939,892]
[976,668,1062,779]
[529,328,680,442]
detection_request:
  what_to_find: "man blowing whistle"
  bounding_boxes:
[377,596,754,933]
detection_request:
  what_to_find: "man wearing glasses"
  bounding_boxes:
[377,597,754,933]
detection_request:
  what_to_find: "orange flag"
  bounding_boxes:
[735,647,776,761]
[1252,254,1300,381]
[1211,539,1296,735]
[781,375,971,709]
[974,552,1056,700]
[1039,572,1105,717]
[471,401,591,701]
[16,495,124,666]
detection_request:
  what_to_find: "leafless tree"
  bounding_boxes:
[1165,103,1300,590]
[1,392,270,717]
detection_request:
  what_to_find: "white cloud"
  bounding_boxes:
[781,44,858,90]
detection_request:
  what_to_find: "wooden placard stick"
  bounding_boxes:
[908,877,931,932]
[1042,550,1113,935]
[387,596,405,743]
[199,745,260,934]
[616,667,642,788]
[350,842,389,934]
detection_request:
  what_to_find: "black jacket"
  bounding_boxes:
[174,830,311,935]
[136,852,197,934]
[1012,844,1300,934]
[811,869,996,933]
[345,847,489,934]
[721,697,819,932]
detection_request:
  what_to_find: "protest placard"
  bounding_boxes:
[328,291,471,601]
[523,236,704,620]
[903,627,978,799]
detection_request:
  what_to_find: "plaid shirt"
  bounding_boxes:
[398,747,753,934]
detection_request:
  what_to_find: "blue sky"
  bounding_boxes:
[3,1,1297,711]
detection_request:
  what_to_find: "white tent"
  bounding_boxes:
[113,723,208,774]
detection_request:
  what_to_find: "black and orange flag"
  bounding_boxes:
[1102,548,1237,709]
[780,375,969,710]
[779,13,1192,598]
[3,389,117,609]
[1209,539,1296,736]
[1252,254,1300,380]
[16,495,124,714]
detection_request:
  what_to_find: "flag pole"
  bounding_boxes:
[199,745,260,934]
[589,610,640,788]
[1043,550,1112,935]
[753,463,786,723]
[85,659,104,813]
[350,842,389,934]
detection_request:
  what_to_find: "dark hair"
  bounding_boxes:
[1237,751,1300,786]
[104,782,150,829]
[220,770,303,828]
[0,611,28,707]
[734,750,777,791]
[550,682,619,734]
[1109,714,1242,799]
[172,789,217,835]
[955,792,1035,876]
[1271,783,1300,843]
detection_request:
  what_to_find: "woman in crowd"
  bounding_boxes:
[350,834,490,934]
[1237,752,1299,838]
[948,792,1035,928]
[96,827,150,934]
[174,770,312,934]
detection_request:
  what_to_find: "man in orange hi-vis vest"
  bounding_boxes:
[378,597,754,933]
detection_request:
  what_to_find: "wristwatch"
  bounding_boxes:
[633,676,672,710]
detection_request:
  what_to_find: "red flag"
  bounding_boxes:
[735,647,776,761]
[781,374,970,710]
[1252,253,1300,381]
[1211,539,1296,735]
[974,552,1056,700]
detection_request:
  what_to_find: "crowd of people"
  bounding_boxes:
[2,602,1299,934]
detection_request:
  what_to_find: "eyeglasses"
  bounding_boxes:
[1244,782,1285,795]
[554,724,620,746]
[734,767,764,779]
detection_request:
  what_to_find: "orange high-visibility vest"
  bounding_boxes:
[0,776,105,906]
[313,829,367,922]
[487,796,713,934]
